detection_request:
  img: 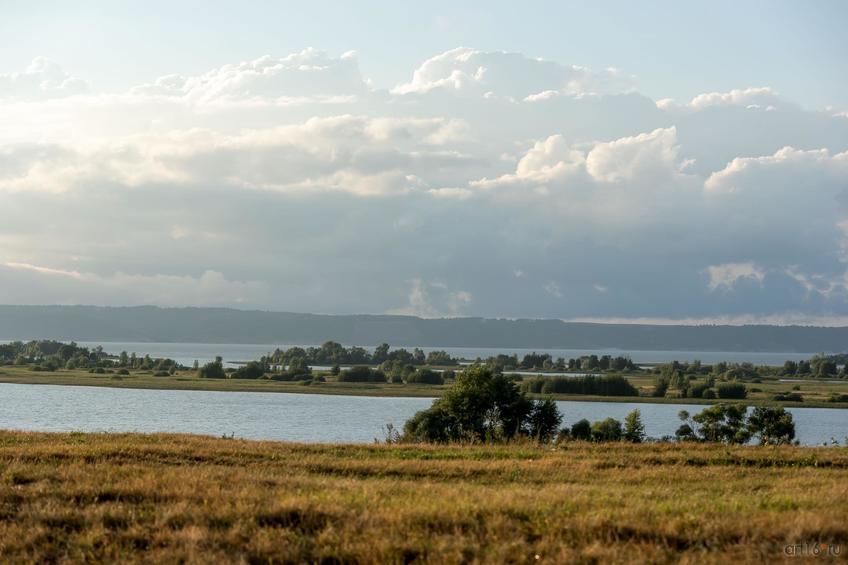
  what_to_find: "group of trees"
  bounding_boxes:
[563,410,647,442]
[402,365,798,445]
[266,342,459,369]
[403,366,562,443]
[675,405,796,445]
[0,340,183,374]
[482,353,636,373]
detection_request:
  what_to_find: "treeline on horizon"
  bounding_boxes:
[3,304,848,352]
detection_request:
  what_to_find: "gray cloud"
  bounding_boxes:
[1,48,848,321]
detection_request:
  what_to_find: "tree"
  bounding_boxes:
[197,356,226,379]
[570,419,592,441]
[372,343,390,364]
[652,375,670,397]
[623,409,646,443]
[782,360,798,376]
[591,418,623,442]
[691,404,750,444]
[525,398,562,441]
[403,365,550,443]
[746,406,795,445]
[232,361,266,379]
[338,366,385,383]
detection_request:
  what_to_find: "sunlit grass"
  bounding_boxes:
[0,431,845,562]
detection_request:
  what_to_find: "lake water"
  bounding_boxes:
[44,341,825,367]
[0,383,845,446]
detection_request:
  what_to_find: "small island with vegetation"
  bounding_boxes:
[2,339,848,408]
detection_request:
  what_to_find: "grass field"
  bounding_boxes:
[1,365,848,408]
[0,431,845,563]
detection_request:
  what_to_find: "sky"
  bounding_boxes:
[1,1,847,324]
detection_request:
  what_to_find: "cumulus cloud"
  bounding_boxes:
[131,49,366,104]
[1,47,848,321]
[0,57,88,100]
[0,115,475,196]
[392,47,634,99]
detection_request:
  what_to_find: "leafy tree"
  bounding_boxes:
[692,404,750,444]
[425,350,457,366]
[525,398,562,441]
[652,375,670,397]
[232,361,266,379]
[746,406,795,445]
[623,409,646,443]
[197,356,226,379]
[591,418,623,442]
[782,360,798,375]
[372,343,391,364]
[570,419,592,441]
[404,365,549,443]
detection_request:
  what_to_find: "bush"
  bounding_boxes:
[197,357,227,379]
[338,366,386,383]
[773,392,803,402]
[570,419,592,441]
[231,361,266,380]
[406,368,444,385]
[523,375,638,397]
[153,370,170,377]
[88,367,105,374]
[702,389,717,399]
[117,369,130,375]
[687,381,713,398]
[591,418,623,442]
[829,393,848,403]
[716,382,747,399]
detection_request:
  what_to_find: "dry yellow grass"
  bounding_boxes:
[0,431,846,563]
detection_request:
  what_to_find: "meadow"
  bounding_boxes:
[0,431,845,563]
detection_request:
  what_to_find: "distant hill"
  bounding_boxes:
[0,305,845,352]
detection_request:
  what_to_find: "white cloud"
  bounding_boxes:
[392,47,634,98]
[0,57,88,100]
[1,47,848,320]
[131,49,367,104]
[706,262,765,291]
[388,278,472,317]
[0,115,474,196]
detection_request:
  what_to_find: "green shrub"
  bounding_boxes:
[406,368,444,385]
[717,382,747,399]
[338,366,386,383]
[523,375,638,397]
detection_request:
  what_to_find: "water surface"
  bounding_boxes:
[1,383,845,446]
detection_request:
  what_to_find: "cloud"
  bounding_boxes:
[0,115,475,196]
[1,47,848,321]
[706,262,766,291]
[131,49,367,104]
[392,47,634,99]
[0,262,266,307]
[388,279,473,317]
[0,57,88,100]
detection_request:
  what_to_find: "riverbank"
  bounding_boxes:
[0,430,845,562]
[2,366,848,408]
